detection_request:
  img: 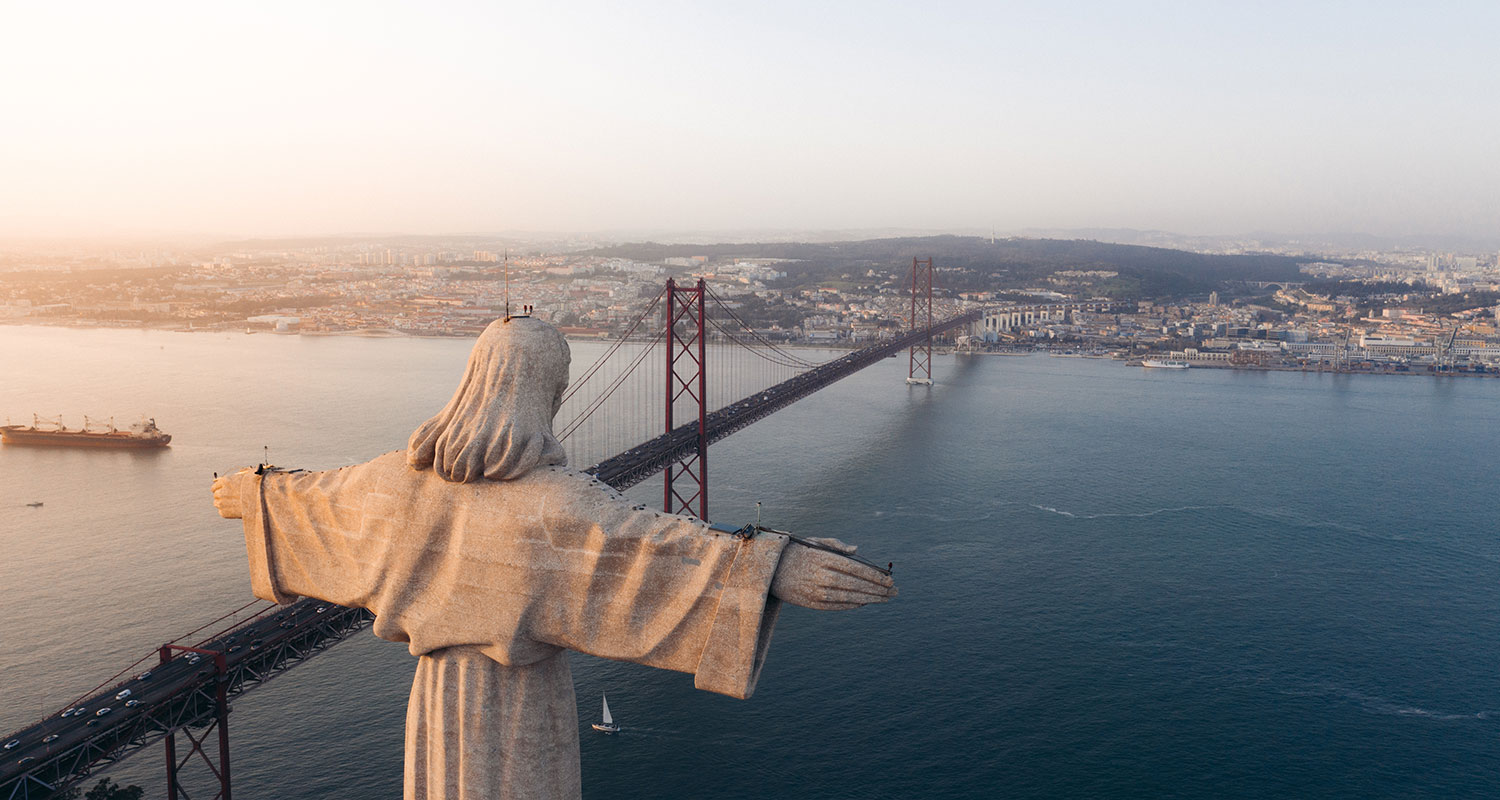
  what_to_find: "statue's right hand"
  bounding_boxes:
[770,538,897,611]
[212,468,253,520]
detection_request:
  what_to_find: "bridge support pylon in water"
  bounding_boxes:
[907,257,934,385]
[159,644,232,800]
[664,278,709,520]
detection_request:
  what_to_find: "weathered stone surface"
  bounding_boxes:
[213,316,895,799]
[407,648,580,800]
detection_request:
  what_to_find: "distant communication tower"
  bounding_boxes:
[907,257,934,385]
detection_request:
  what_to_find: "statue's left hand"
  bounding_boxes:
[212,469,252,520]
[771,538,897,611]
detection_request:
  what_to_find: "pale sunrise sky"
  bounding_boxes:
[1,1,1496,239]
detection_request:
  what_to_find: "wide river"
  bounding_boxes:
[2,326,1497,799]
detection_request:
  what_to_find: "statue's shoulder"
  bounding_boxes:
[368,451,418,482]
[374,451,408,469]
[527,466,625,498]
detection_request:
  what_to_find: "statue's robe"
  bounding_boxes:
[230,451,788,800]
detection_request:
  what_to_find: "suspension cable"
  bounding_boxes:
[704,288,823,368]
[705,316,817,369]
[59,597,272,711]
[560,285,665,405]
[557,328,666,443]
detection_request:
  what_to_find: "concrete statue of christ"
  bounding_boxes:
[211,316,896,800]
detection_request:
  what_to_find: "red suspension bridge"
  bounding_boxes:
[2,262,1121,800]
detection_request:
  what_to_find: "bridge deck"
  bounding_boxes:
[589,308,983,488]
[2,602,372,799]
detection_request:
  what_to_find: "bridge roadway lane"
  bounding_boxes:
[589,306,988,489]
[1,599,370,798]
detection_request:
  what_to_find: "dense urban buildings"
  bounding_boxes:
[3,236,1499,374]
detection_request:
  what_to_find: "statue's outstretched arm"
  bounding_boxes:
[212,462,385,607]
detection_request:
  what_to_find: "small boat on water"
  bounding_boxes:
[1141,359,1190,370]
[591,693,620,734]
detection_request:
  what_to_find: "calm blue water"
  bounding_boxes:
[2,327,1498,798]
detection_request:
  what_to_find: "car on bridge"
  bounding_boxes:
[115,689,132,700]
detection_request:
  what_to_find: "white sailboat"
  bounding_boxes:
[591,693,620,734]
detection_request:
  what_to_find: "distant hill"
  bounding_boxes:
[585,236,1312,299]
[1022,227,1500,254]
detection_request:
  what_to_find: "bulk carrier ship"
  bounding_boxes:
[1,415,172,449]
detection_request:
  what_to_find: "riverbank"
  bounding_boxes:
[1128,359,1500,379]
[8,319,1497,379]
[957,344,1500,380]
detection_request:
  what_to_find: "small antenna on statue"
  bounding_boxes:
[504,249,511,322]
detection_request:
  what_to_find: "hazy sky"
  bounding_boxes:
[2,1,1496,239]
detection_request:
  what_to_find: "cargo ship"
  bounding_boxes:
[1,415,172,449]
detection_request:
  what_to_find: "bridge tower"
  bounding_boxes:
[664,278,709,520]
[907,257,934,385]
[159,644,233,800]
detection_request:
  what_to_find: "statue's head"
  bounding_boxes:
[407,316,571,482]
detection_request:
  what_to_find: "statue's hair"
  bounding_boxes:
[407,317,571,482]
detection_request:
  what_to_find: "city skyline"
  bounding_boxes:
[2,1,1498,240]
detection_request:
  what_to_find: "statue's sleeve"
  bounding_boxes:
[234,464,383,607]
[526,481,790,700]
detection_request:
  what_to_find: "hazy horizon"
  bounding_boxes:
[2,1,1497,241]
